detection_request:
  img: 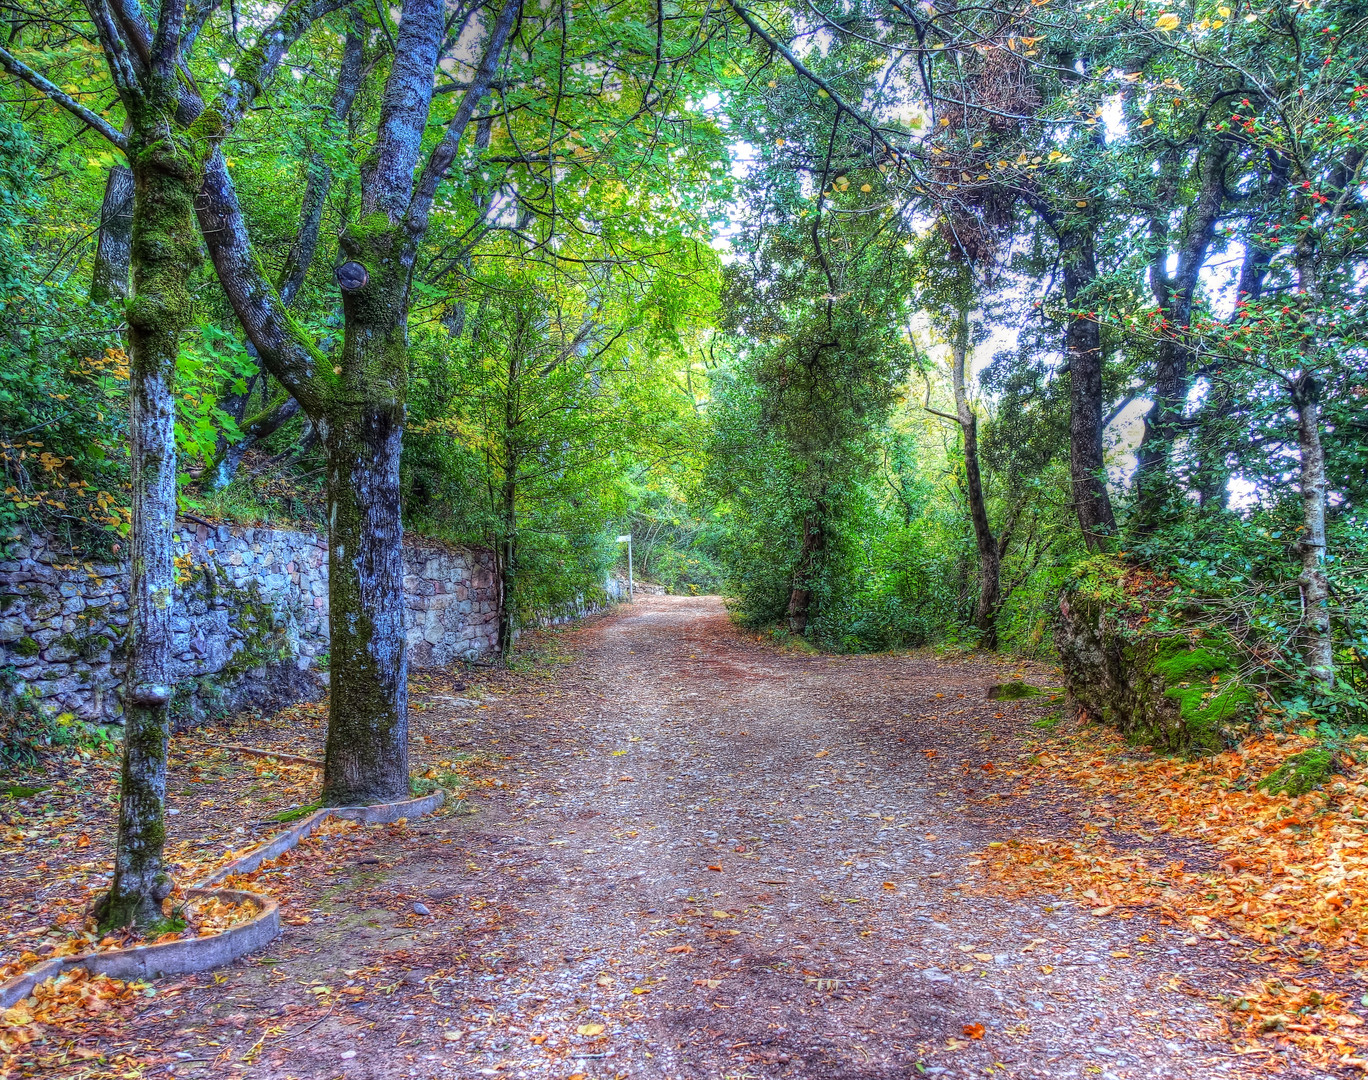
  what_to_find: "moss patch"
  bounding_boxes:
[1258,748,1337,796]
[1153,637,1255,752]
[988,680,1040,701]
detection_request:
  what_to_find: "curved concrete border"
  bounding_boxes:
[195,790,445,886]
[0,888,276,1009]
[0,789,445,1008]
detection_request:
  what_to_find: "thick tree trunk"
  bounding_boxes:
[319,210,413,805]
[91,164,134,304]
[319,403,410,804]
[1060,225,1116,551]
[1292,373,1334,688]
[787,513,825,634]
[951,321,1001,650]
[100,133,201,931]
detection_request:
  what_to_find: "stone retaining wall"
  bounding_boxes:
[0,523,499,724]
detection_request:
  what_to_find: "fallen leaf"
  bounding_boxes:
[576,1023,605,1037]
[963,1023,986,1039]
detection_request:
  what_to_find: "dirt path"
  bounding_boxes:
[28,596,1290,1079]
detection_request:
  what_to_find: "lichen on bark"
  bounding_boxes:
[100,106,207,931]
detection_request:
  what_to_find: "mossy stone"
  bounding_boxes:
[1258,748,1337,796]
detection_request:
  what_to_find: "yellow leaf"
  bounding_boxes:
[576,1023,605,1036]
[1139,117,1155,127]
[1154,13,1181,31]
[860,183,872,192]
[1218,5,1231,16]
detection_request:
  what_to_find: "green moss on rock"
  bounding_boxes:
[1258,748,1337,796]
[12,636,39,658]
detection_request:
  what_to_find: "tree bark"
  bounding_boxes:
[1292,381,1334,687]
[950,308,1001,649]
[1132,138,1232,528]
[319,402,411,804]
[787,512,825,634]
[496,482,517,656]
[192,0,520,805]
[98,23,205,931]
[91,164,134,304]
[1060,222,1116,551]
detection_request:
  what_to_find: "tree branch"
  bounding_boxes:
[0,45,129,150]
[405,0,521,244]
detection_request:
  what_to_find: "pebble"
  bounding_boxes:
[412,902,430,915]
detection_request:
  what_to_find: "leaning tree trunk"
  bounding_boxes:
[99,130,202,931]
[91,164,134,304]
[1291,373,1334,688]
[949,306,1002,649]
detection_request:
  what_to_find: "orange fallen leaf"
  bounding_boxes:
[963,1023,985,1039]
[76,833,90,848]
[814,750,829,758]
[707,865,723,872]
[529,1034,547,1045]
[666,944,694,954]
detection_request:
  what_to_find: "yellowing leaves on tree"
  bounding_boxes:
[1154,13,1182,31]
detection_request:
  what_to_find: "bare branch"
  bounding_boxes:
[0,44,129,150]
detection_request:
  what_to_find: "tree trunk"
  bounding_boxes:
[1060,224,1116,550]
[1292,373,1334,688]
[90,164,134,304]
[100,132,201,931]
[950,315,1001,650]
[787,512,825,634]
[1132,137,1231,529]
[496,508,516,657]
[319,402,410,804]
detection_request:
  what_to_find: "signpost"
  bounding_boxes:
[615,534,633,600]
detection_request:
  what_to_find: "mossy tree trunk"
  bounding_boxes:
[192,0,520,804]
[95,6,205,931]
[318,215,414,805]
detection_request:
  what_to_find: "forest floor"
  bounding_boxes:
[2,594,1362,1079]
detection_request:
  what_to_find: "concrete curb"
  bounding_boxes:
[195,790,445,886]
[0,790,445,1008]
[0,888,277,1009]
